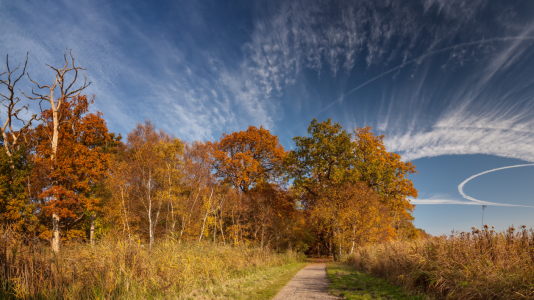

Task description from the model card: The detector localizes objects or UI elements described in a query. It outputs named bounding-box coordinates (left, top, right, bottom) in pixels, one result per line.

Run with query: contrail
left=412, top=164, right=534, bottom=206
left=314, top=36, right=534, bottom=118
left=457, top=164, right=534, bottom=208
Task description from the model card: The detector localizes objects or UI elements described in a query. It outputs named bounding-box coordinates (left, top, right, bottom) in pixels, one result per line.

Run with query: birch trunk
left=50, top=99, right=61, bottom=253
left=51, top=213, right=60, bottom=253
left=90, top=213, right=96, bottom=245
left=148, top=170, right=154, bottom=248
left=199, top=189, right=214, bottom=242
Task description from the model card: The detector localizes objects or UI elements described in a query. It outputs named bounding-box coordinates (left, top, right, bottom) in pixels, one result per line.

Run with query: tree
left=286, top=118, right=358, bottom=259
left=0, top=54, right=38, bottom=230
left=179, top=141, right=216, bottom=243
left=352, top=126, right=417, bottom=237
left=122, top=121, right=186, bottom=247
left=247, top=182, right=297, bottom=249
left=154, top=136, right=183, bottom=234
left=23, top=50, right=90, bottom=253
left=32, top=95, right=112, bottom=249
left=125, top=121, right=164, bottom=248
left=210, top=126, right=285, bottom=193
left=0, top=142, right=36, bottom=231
left=285, top=118, right=359, bottom=201
left=286, top=119, right=418, bottom=259
left=0, top=54, right=39, bottom=169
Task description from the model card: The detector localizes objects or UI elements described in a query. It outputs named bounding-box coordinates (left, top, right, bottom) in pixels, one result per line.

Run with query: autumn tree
left=208, top=125, right=306, bottom=249
left=0, top=139, right=35, bottom=231
left=118, top=121, right=187, bottom=247
left=178, top=141, right=215, bottom=242
left=210, top=126, right=285, bottom=193
left=247, top=183, right=298, bottom=249
left=285, top=119, right=359, bottom=259
left=125, top=121, right=164, bottom=247
left=23, top=50, right=91, bottom=252
left=352, top=126, right=417, bottom=237
left=155, top=136, right=184, bottom=234
left=286, top=119, right=418, bottom=259
left=0, top=54, right=40, bottom=230
left=316, top=182, right=393, bottom=255
left=105, top=156, right=136, bottom=239
left=31, top=95, right=112, bottom=248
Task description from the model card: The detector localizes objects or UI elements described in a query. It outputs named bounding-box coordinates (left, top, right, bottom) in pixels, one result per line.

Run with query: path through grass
left=327, top=263, right=430, bottom=300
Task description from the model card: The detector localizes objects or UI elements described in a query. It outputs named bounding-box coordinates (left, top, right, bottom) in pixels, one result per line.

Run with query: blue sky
left=2, top=0, right=534, bottom=235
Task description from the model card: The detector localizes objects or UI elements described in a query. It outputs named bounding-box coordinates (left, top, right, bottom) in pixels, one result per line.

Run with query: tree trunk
left=338, top=227, right=342, bottom=261
left=261, top=223, right=265, bottom=250
left=120, top=186, right=131, bottom=240
left=148, top=170, right=153, bottom=248
left=51, top=106, right=59, bottom=161
left=213, top=212, right=217, bottom=243
left=51, top=213, right=60, bottom=253
left=90, top=213, right=96, bottom=245
left=50, top=102, right=60, bottom=254
left=198, top=189, right=213, bottom=242
left=219, top=217, right=226, bottom=245
left=350, top=225, right=356, bottom=254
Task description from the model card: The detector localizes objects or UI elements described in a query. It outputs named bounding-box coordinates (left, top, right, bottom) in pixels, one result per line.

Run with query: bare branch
left=0, top=53, right=37, bottom=165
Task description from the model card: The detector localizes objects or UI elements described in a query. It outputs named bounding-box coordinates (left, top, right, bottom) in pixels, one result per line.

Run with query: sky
left=1, top=0, right=534, bottom=235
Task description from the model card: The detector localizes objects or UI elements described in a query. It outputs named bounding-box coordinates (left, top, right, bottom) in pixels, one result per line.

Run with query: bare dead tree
left=0, top=53, right=39, bottom=169
left=22, top=49, right=91, bottom=253
left=22, top=49, right=91, bottom=161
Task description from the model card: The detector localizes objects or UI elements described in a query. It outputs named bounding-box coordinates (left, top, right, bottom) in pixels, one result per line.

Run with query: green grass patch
left=327, top=263, right=430, bottom=300
left=186, top=262, right=307, bottom=299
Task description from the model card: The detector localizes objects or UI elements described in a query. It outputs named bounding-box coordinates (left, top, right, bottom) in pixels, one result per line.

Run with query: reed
left=0, top=227, right=298, bottom=299
left=346, top=225, right=534, bottom=299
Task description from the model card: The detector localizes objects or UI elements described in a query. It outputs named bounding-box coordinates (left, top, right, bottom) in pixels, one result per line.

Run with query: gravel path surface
left=272, top=263, right=339, bottom=300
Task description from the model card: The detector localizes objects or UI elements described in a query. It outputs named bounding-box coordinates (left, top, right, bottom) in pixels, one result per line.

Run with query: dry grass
left=187, top=262, right=307, bottom=299
left=346, top=226, right=534, bottom=299
left=0, top=227, right=299, bottom=299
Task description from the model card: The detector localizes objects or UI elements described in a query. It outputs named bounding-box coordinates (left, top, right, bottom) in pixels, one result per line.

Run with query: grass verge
left=187, top=262, right=307, bottom=299
left=327, top=263, right=429, bottom=300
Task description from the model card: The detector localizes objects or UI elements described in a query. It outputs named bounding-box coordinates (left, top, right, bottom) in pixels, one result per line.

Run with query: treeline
left=0, top=52, right=419, bottom=259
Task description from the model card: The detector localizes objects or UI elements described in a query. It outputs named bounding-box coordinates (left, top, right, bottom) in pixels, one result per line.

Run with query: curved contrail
left=314, top=36, right=534, bottom=118
left=457, top=164, right=534, bottom=207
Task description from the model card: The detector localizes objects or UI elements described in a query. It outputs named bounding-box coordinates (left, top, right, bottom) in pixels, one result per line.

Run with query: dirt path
left=272, top=263, right=339, bottom=300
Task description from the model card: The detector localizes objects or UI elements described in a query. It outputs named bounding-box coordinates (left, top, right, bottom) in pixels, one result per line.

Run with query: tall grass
left=0, top=227, right=298, bottom=299
left=346, top=225, right=534, bottom=299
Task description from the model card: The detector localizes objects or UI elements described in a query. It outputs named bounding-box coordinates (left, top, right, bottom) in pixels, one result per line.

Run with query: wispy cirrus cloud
left=382, top=31, right=534, bottom=163
left=242, top=0, right=534, bottom=168
left=3, top=0, right=534, bottom=158
left=0, top=0, right=279, bottom=141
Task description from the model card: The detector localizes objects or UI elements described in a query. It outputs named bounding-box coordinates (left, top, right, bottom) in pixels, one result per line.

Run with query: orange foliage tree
left=31, top=95, right=112, bottom=246
left=24, top=51, right=91, bottom=252
left=353, top=126, right=418, bottom=238
left=210, top=126, right=286, bottom=193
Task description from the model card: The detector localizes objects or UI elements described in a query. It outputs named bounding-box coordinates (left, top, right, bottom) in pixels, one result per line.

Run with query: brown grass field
left=346, top=225, right=534, bottom=299
left=0, top=227, right=299, bottom=299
